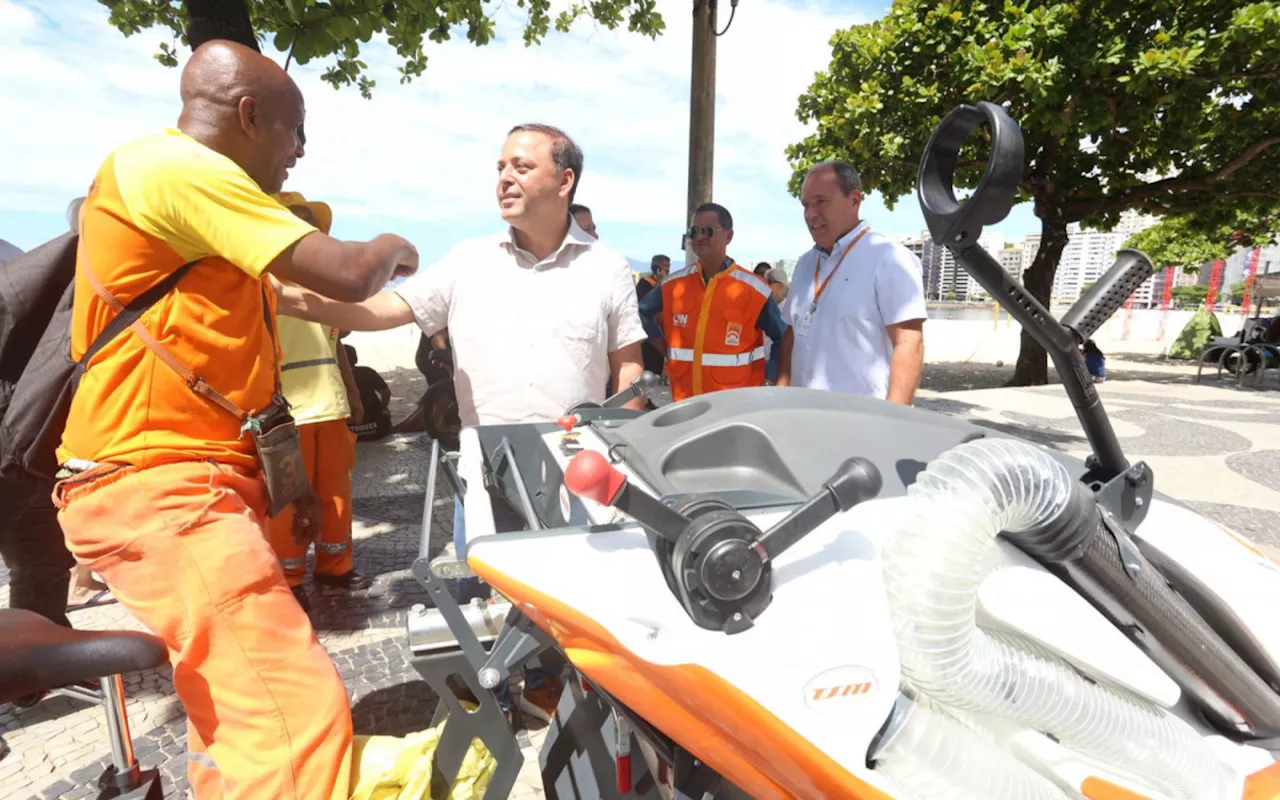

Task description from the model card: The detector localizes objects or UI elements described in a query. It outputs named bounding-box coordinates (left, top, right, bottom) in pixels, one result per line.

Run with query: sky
left=0, top=0, right=1040, bottom=268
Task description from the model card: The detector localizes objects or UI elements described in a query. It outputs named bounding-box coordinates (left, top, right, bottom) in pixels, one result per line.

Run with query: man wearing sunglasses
left=637, top=203, right=786, bottom=401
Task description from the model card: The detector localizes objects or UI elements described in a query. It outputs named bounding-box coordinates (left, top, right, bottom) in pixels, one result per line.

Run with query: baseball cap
left=274, top=191, right=333, bottom=234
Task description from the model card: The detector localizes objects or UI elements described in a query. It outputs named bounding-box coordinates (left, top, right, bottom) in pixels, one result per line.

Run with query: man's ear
left=238, top=96, right=260, bottom=139
left=725, top=228, right=735, bottom=246
left=561, top=169, right=577, bottom=198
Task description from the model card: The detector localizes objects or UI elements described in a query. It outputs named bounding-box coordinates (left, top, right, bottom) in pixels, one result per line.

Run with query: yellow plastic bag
left=349, top=705, right=499, bottom=800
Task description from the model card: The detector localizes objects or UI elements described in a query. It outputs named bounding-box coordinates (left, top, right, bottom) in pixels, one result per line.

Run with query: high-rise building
left=1044, top=211, right=1161, bottom=305
left=998, top=246, right=1023, bottom=280
left=960, top=232, right=1012, bottom=299
left=1021, top=234, right=1041, bottom=273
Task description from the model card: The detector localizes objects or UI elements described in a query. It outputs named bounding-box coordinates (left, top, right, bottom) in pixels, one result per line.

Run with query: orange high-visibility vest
left=661, top=260, right=770, bottom=402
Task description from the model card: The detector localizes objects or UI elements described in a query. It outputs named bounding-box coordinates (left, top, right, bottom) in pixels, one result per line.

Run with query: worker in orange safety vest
left=638, top=203, right=787, bottom=402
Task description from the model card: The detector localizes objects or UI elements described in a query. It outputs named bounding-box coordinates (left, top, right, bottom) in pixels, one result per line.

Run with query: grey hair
left=508, top=123, right=585, bottom=202
left=809, top=160, right=863, bottom=196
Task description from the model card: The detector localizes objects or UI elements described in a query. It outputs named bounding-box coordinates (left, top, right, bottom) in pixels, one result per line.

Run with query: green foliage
left=1126, top=211, right=1277, bottom=272
left=1172, top=284, right=1210, bottom=305
left=788, top=0, right=1280, bottom=382
left=788, top=0, right=1280, bottom=231
left=100, top=0, right=666, bottom=98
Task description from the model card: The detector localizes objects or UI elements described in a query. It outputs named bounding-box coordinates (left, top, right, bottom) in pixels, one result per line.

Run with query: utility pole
left=685, top=0, right=718, bottom=266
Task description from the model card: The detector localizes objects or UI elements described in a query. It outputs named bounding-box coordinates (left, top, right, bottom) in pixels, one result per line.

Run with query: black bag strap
left=79, top=258, right=200, bottom=368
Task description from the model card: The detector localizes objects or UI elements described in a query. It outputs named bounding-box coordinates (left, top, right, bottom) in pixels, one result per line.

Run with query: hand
left=291, top=491, right=324, bottom=547
left=373, top=234, right=419, bottom=280
left=390, top=237, right=419, bottom=279
left=348, top=394, right=365, bottom=426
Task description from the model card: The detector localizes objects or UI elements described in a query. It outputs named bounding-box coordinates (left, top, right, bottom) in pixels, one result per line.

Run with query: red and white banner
left=1206, top=259, right=1225, bottom=314
left=1157, top=267, right=1176, bottom=340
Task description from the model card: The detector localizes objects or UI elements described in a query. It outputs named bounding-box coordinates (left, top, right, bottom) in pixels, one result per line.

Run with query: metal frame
left=405, top=436, right=530, bottom=800
left=403, top=436, right=746, bottom=800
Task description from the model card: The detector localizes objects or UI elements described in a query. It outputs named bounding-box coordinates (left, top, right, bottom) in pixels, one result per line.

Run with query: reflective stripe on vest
left=668, top=346, right=766, bottom=366
left=727, top=269, right=772, bottom=299
left=661, top=261, right=770, bottom=398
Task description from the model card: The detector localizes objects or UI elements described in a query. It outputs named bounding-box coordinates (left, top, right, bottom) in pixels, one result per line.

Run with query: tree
left=1125, top=211, right=1273, bottom=273
left=101, top=0, right=665, bottom=98
left=1172, top=285, right=1209, bottom=306
left=787, top=0, right=1280, bottom=384
left=1125, top=214, right=1223, bottom=274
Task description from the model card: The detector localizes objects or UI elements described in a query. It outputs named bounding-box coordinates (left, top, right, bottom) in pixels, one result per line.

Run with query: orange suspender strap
left=78, top=242, right=251, bottom=422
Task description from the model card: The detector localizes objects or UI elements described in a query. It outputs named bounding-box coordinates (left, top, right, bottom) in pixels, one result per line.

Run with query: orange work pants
left=266, top=418, right=357, bottom=587
left=54, top=461, right=353, bottom=800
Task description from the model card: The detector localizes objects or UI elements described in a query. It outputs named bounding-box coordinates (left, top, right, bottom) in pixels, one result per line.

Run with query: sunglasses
left=686, top=225, right=720, bottom=239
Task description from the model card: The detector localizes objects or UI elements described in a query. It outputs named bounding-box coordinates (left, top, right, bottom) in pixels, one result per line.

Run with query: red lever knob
left=564, top=450, right=627, bottom=506
left=557, top=415, right=578, bottom=432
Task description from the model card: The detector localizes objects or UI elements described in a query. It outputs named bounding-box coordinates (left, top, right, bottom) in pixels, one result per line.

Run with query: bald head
left=178, top=40, right=306, bottom=194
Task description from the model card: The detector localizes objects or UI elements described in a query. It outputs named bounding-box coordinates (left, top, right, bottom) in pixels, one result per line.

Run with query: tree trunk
left=1009, top=217, right=1070, bottom=386
left=184, top=0, right=259, bottom=51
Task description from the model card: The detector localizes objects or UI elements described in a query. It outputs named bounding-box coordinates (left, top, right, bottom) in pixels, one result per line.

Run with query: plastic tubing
left=879, top=438, right=1232, bottom=800
left=872, top=692, right=1070, bottom=800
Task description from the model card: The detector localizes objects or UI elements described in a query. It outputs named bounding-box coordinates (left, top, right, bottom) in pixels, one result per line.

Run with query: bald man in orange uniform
left=52, top=40, right=417, bottom=799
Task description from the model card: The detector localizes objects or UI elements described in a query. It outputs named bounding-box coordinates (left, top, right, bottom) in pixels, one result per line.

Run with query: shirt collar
left=697, top=257, right=735, bottom=282
left=499, top=214, right=595, bottom=267
left=814, top=220, right=869, bottom=257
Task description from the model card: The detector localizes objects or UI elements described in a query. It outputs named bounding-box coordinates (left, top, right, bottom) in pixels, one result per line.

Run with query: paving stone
left=7, top=380, right=1280, bottom=798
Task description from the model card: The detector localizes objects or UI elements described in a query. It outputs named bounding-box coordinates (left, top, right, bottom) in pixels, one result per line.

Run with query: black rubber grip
left=1059, top=249, right=1155, bottom=343
left=1064, top=518, right=1280, bottom=738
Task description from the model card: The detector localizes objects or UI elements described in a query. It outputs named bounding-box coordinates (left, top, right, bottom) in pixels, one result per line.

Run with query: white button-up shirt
left=393, top=218, right=647, bottom=426
left=780, top=221, right=927, bottom=398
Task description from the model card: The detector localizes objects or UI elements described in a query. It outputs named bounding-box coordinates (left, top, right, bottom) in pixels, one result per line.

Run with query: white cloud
left=0, top=0, right=1039, bottom=262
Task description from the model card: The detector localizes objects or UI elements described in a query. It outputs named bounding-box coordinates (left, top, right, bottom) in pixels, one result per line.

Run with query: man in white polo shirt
left=776, top=160, right=926, bottom=404
left=276, top=121, right=646, bottom=724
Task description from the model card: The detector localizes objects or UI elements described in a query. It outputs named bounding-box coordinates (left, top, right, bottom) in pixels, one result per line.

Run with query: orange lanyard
left=811, top=226, right=869, bottom=312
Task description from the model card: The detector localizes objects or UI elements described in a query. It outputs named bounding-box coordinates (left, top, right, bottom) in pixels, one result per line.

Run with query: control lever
left=755, top=457, right=883, bottom=562
left=602, top=370, right=661, bottom=409
left=563, top=450, right=884, bottom=634
left=1059, top=249, right=1156, bottom=344
left=564, top=450, right=689, bottom=544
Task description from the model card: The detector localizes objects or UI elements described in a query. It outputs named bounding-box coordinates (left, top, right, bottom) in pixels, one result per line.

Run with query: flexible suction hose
left=873, top=693, right=1069, bottom=800
left=879, top=438, right=1232, bottom=800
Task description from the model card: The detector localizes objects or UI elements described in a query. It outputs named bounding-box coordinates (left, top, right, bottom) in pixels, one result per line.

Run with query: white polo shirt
left=393, top=219, right=647, bottom=426
left=780, top=221, right=926, bottom=398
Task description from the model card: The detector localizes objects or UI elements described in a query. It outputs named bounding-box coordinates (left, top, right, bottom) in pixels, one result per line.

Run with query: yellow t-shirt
left=59, top=128, right=317, bottom=470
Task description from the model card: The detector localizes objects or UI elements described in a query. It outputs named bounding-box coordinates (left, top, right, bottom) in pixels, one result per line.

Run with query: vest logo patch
left=673, top=313, right=689, bottom=327
left=725, top=322, right=742, bottom=347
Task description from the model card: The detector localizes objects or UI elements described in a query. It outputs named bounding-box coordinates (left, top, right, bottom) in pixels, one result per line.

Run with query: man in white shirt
left=776, top=161, right=926, bottom=404
left=276, top=122, right=646, bottom=724
left=278, top=123, right=646, bottom=424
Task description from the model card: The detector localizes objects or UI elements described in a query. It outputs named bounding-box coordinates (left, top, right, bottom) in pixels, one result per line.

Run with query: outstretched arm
left=275, top=282, right=416, bottom=331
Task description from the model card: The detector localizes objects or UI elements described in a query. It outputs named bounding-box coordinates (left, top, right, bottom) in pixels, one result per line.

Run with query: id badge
left=795, top=307, right=815, bottom=337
